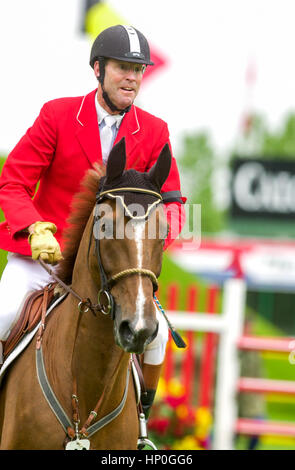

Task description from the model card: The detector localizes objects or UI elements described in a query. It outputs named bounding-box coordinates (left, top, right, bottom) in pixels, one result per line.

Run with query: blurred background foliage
left=234, top=113, right=295, bottom=158
left=177, top=132, right=226, bottom=234
left=176, top=111, right=295, bottom=236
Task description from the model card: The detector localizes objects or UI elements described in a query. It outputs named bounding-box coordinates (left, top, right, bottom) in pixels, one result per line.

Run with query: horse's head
left=90, top=138, right=171, bottom=354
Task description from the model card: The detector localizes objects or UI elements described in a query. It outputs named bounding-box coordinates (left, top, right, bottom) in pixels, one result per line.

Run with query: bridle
left=93, top=186, right=162, bottom=319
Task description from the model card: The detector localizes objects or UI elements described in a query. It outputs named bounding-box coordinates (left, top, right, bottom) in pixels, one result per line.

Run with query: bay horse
left=0, top=138, right=171, bottom=450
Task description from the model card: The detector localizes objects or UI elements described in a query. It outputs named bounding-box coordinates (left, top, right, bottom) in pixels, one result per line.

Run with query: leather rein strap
left=38, top=259, right=101, bottom=316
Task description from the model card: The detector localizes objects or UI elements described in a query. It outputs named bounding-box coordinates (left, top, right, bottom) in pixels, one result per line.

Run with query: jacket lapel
left=75, top=89, right=142, bottom=168
left=115, top=106, right=141, bottom=168
left=75, top=89, right=103, bottom=167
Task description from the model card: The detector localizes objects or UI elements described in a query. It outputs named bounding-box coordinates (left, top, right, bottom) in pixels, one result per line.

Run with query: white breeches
left=0, top=253, right=55, bottom=340
left=0, top=253, right=168, bottom=365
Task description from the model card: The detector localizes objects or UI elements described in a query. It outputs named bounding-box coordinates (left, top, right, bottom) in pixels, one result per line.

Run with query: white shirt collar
left=95, top=92, right=124, bottom=129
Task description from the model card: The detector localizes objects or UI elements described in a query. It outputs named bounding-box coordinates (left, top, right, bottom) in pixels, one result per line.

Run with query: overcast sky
left=1, top=0, right=295, bottom=158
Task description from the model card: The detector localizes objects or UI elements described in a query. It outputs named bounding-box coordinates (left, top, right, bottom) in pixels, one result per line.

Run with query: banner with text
left=230, top=157, right=295, bottom=220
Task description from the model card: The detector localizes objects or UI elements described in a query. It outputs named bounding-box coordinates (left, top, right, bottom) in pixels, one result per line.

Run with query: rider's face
left=95, top=59, right=145, bottom=113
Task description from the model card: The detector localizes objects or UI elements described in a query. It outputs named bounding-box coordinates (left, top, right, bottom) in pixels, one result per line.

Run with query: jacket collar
left=76, top=89, right=140, bottom=167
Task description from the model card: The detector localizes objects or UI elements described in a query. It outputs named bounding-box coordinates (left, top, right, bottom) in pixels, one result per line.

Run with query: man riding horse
left=0, top=25, right=185, bottom=423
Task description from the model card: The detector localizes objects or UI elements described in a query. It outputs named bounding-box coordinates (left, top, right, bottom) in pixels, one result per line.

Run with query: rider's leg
left=141, top=308, right=168, bottom=418
left=0, top=253, right=54, bottom=357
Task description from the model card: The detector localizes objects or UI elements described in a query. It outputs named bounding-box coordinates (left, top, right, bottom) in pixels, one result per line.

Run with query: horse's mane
left=57, top=163, right=105, bottom=284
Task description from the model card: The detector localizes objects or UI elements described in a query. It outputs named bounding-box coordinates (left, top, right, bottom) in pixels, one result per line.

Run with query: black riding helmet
left=90, top=24, right=154, bottom=67
left=90, top=25, right=154, bottom=114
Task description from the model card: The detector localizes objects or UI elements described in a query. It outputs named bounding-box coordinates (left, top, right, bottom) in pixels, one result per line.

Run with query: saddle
left=3, top=283, right=58, bottom=361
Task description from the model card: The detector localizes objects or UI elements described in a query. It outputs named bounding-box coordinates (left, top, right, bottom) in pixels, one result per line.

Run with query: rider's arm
left=163, top=201, right=186, bottom=250
left=145, top=122, right=186, bottom=248
left=0, top=101, right=56, bottom=238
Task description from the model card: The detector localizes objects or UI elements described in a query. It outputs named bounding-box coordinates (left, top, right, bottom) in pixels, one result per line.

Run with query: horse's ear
left=105, top=138, right=126, bottom=184
left=148, top=143, right=172, bottom=189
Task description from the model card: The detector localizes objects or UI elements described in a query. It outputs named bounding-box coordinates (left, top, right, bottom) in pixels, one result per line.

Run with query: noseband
left=93, top=187, right=162, bottom=318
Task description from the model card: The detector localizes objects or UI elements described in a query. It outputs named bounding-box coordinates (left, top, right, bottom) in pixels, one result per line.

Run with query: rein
left=39, top=259, right=158, bottom=317
left=38, top=259, right=100, bottom=315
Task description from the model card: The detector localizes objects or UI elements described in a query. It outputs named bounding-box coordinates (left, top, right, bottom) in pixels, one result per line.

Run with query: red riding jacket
left=0, top=89, right=185, bottom=256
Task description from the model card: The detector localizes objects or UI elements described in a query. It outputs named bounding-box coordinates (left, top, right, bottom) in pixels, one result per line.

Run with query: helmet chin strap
left=96, top=67, right=131, bottom=116
left=101, top=82, right=131, bottom=115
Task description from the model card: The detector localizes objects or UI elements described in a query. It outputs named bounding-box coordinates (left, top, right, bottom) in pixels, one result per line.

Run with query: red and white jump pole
left=167, top=278, right=295, bottom=449
left=168, top=278, right=246, bottom=449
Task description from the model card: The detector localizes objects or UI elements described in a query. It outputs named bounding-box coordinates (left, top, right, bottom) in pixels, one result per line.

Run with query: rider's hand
left=28, top=221, right=62, bottom=265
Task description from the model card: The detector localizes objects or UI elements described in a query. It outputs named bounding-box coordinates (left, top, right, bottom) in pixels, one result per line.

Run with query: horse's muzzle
left=115, top=311, right=159, bottom=354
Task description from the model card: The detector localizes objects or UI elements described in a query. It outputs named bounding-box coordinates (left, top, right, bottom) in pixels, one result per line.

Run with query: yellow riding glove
left=28, top=221, right=63, bottom=265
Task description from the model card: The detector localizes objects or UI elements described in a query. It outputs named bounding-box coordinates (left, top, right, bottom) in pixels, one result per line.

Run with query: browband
left=104, top=192, right=162, bottom=220
left=98, top=187, right=162, bottom=200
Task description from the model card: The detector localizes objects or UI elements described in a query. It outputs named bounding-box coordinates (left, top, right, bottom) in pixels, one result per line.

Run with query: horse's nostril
left=117, top=318, right=159, bottom=353
left=119, top=321, right=134, bottom=344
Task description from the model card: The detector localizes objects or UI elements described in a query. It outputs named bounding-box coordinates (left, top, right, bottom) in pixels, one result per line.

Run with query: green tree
left=261, top=113, right=295, bottom=158
left=233, top=113, right=295, bottom=159
left=177, top=132, right=225, bottom=234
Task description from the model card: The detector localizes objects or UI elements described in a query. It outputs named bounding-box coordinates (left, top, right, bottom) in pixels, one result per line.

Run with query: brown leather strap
left=132, top=354, right=146, bottom=395
left=131, top=355, right=146, bottom=417
left=71, top=379, right=80, bottom=426
left=4, top=283, right=57, bottom=360
left=69, top=350, right=125, bottom=438
left=36, top=285, right=49, bottom=350
left=38, top=259, right=101, bottom=316
left=79, top=388, right=107, bottom=436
